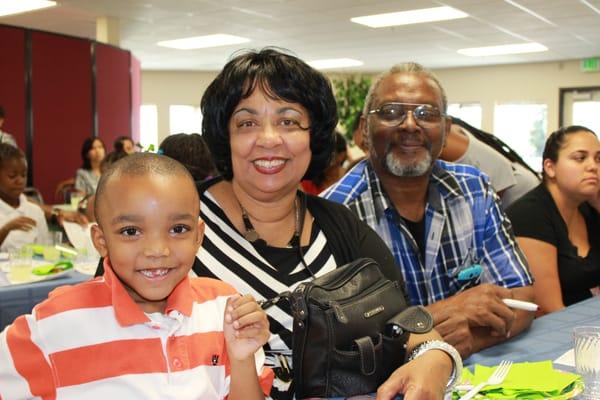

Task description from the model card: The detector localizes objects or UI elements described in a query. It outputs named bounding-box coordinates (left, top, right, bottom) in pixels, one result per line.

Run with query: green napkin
left=454, top=361, right=581, bottom=399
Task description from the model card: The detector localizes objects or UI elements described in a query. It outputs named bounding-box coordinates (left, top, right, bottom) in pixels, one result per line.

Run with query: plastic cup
left=8, top=247, right=33, bottom=283
left=573, top=326, right=600, bottom=399
left=70, top=194, right=84, bottom=210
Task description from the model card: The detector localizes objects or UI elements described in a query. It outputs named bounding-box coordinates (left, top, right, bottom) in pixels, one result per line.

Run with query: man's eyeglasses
left=368, top=103, right=445, bottom=127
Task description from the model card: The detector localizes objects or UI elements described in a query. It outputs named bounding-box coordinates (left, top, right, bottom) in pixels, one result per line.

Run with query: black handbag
left=287, top=257, right=433, bottom=399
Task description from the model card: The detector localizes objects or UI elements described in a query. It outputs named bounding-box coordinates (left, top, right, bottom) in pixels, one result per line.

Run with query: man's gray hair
left=362, top=62, right=447, bottom=116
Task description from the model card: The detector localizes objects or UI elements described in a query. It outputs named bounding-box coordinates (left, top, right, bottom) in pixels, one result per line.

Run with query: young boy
left=0, top=143, right=48, bottom=251
left=0, top=153, right=273, bottom=399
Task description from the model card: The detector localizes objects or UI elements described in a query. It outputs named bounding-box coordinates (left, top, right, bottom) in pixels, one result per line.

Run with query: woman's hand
left=376, top=349, right=452, bottom=400
left=224, top=294, right=270, bottom=361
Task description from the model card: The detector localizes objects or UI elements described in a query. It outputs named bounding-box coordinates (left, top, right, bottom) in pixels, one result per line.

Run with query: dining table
left=0, top=266, right=92, bottom=332
left=464, top=295, right=600, bottom=369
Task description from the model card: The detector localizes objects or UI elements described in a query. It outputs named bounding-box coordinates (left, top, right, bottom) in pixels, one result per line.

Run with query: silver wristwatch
left=408, top=340, right=463, bottom=389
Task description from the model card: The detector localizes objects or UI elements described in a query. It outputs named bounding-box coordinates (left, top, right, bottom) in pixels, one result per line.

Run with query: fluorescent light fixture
left=457, top=42, right=548, bottom=57
left=0, top=0, right=56, bottom=17
left=351, top=6, right=468, bottom=28
left=157, top=34, right=250, bottom=50
left=307, top=58, right=364, bottom=70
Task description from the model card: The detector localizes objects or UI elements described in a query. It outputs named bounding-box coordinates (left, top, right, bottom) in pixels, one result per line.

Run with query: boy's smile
left=92, top=172, right=203, bottom=313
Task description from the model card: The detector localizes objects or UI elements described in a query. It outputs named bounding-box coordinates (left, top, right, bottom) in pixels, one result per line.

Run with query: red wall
left=31, top=32, right=93, bottom=202
left=96, top=43, right=131, bottom=151
left=0, top=24, right=141, bottom=202
left=0, top=26, right=26, bottom=149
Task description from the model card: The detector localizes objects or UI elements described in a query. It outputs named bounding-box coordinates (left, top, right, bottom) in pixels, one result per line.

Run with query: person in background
left=75, top=137, right=105, bottom=196
left=322, top=62, right=535, bottom=358
left=442, top=117, right=541, bottom=209
left=195, top=48, right=458, bottom=400
left=0, top=153, right=273, bottom=399
left=113, top=135, right=136, bottom=154
left=0, top=106, right=17, bottom=147
left=0, top=143, right=48, bottom=250
left=507, top=126, right=600, bottom=315
left=159, top=133, right=216, bottom=181
left=301, top=131, right=348, bottom=194
left=81, top=150, right=131, bottom=223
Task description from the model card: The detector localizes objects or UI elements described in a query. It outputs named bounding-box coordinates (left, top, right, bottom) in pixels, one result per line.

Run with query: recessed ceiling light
left=457, top=42, right=548, bottom=57
left=307, top=58, right=364, bottom=70
left=157, top=34, right=250, bottom=50
left=0, top=0, right=56, bottom=17
left=351, top=6, right=468, bottom=28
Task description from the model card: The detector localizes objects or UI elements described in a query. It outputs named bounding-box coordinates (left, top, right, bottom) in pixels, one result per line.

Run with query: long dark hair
left=81, top=137, right=105, bottom=170
left=451, top=116, right=540, bottom=177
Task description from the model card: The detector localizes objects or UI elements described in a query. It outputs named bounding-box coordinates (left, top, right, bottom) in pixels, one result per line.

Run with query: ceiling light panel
left=307, top=58, right=364, bottom=69
left=157, top=34, right=250, bottom=50
left=457, top=42, right=548, bottom=56
left=351, top=6, right=468, bottom=28
left=0, top=0, right=56, bottom=17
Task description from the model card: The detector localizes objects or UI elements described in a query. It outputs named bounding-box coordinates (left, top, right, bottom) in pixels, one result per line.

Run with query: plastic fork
left=458, top=360, right=513, bottom=400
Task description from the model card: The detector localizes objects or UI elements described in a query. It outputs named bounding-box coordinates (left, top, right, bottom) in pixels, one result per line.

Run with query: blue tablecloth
left=465, top=295, right=600, bottom=368
left=0, top=270, right=90, bottom=331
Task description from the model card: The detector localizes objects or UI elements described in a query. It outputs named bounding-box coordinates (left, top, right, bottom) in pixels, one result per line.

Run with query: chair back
left=54, top=178, right=78, bottom=204
left=24, top=187, right=44, bottom=204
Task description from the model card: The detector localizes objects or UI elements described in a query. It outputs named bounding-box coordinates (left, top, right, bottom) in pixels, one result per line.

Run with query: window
left=447, top=103, right=482, bottom=129
left=169, top=105, right=202, bottom=135
left=572, top=101, right=600, bottom=134
left=493, top=103, right=547, bottom=171
left=140, top=104, right=158, bottom=150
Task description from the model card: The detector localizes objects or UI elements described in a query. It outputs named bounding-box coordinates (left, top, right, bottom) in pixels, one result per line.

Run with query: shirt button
left=173, top=358, right=182, bottom=369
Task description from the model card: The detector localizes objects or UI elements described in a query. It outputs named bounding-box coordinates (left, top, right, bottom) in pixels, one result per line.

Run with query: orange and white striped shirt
left=0, top=261, right=273, bottom=400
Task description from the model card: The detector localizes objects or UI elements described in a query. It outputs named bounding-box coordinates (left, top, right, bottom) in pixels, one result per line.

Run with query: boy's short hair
left=0, top=143, right=25, bottom=166
left=94, top=153, right=198, bottom=223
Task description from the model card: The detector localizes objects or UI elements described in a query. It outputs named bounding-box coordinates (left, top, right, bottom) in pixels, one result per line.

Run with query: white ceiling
left=1, top=0, right=599, bottom=71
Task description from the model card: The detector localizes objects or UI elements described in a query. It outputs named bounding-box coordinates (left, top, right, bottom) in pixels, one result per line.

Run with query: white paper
left=554, top=348, right=575, bottom=367
left=62, top=222, right=99, bottom=259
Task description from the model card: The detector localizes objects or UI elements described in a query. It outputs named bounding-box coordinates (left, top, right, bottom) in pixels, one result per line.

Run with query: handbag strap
left=354, top=336, right=377, bottom=376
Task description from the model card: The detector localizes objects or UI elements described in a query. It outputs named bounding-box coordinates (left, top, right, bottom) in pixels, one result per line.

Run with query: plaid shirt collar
left=364, top=160, right=464, bottom=222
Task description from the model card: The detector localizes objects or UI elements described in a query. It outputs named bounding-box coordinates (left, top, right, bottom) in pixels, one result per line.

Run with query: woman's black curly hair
left=200, top=48, right=338, bottom=180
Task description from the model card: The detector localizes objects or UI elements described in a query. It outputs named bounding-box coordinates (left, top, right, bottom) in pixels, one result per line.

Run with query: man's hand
left=4, top=216, right=37, bottom=232
left=426, top=284, right=516, bottom=357
left=224, top=294, right=270, bottom=362
left=432, top=307, right=473, bottom=357
left=376, top=349, right=451, bottom=400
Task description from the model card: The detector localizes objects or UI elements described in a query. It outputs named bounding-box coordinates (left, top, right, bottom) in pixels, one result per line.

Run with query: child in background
left=0, top=153, right=272, bottom=399
left=0, top=143, right=48, bottom=250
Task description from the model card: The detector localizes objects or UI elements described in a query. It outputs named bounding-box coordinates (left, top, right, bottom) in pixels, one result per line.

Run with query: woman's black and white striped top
left=193, top=189, right=337, bottom=398
left=192, top=179, right=403, bottom=399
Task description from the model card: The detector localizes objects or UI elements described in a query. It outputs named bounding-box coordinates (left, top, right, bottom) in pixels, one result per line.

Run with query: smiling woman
left=193, top=48, right=456, bottom=399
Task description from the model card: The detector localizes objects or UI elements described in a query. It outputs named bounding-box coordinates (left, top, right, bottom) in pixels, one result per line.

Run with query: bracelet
left=408, top=340, right=462, bottom=389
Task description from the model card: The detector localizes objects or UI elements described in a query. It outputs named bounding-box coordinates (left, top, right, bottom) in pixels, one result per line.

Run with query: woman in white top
left=74, top=137, right=105, bottom=195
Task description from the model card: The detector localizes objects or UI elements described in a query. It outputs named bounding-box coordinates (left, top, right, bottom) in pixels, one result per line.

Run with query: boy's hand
left=224, top=294, right=270, bottom=361
left=5, top=216, right=37, bottom=232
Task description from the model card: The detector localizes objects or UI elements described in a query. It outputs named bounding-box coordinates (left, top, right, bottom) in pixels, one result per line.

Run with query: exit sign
left=581, top=57, right=600, bottom=72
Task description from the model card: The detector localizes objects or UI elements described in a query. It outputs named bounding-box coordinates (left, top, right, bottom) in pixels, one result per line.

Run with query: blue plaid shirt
left=321, top=159, right=532, bottom=306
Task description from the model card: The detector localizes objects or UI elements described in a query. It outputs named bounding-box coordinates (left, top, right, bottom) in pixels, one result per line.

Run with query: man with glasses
left=322, top=63, right=534, bottom=358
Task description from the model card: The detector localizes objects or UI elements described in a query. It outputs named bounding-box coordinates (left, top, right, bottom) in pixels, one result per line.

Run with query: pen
left=502, top=298, right=538, bottom=312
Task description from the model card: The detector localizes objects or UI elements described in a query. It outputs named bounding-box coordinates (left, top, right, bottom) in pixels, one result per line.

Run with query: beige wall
left=435, top=60, right=600, bottom=133
left=141, top=59, right=600, bottom=144
left=141, top=70, right=217, bottom=143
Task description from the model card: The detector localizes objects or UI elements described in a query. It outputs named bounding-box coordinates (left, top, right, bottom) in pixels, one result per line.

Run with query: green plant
left=332, top=75, right=371, bottom=141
